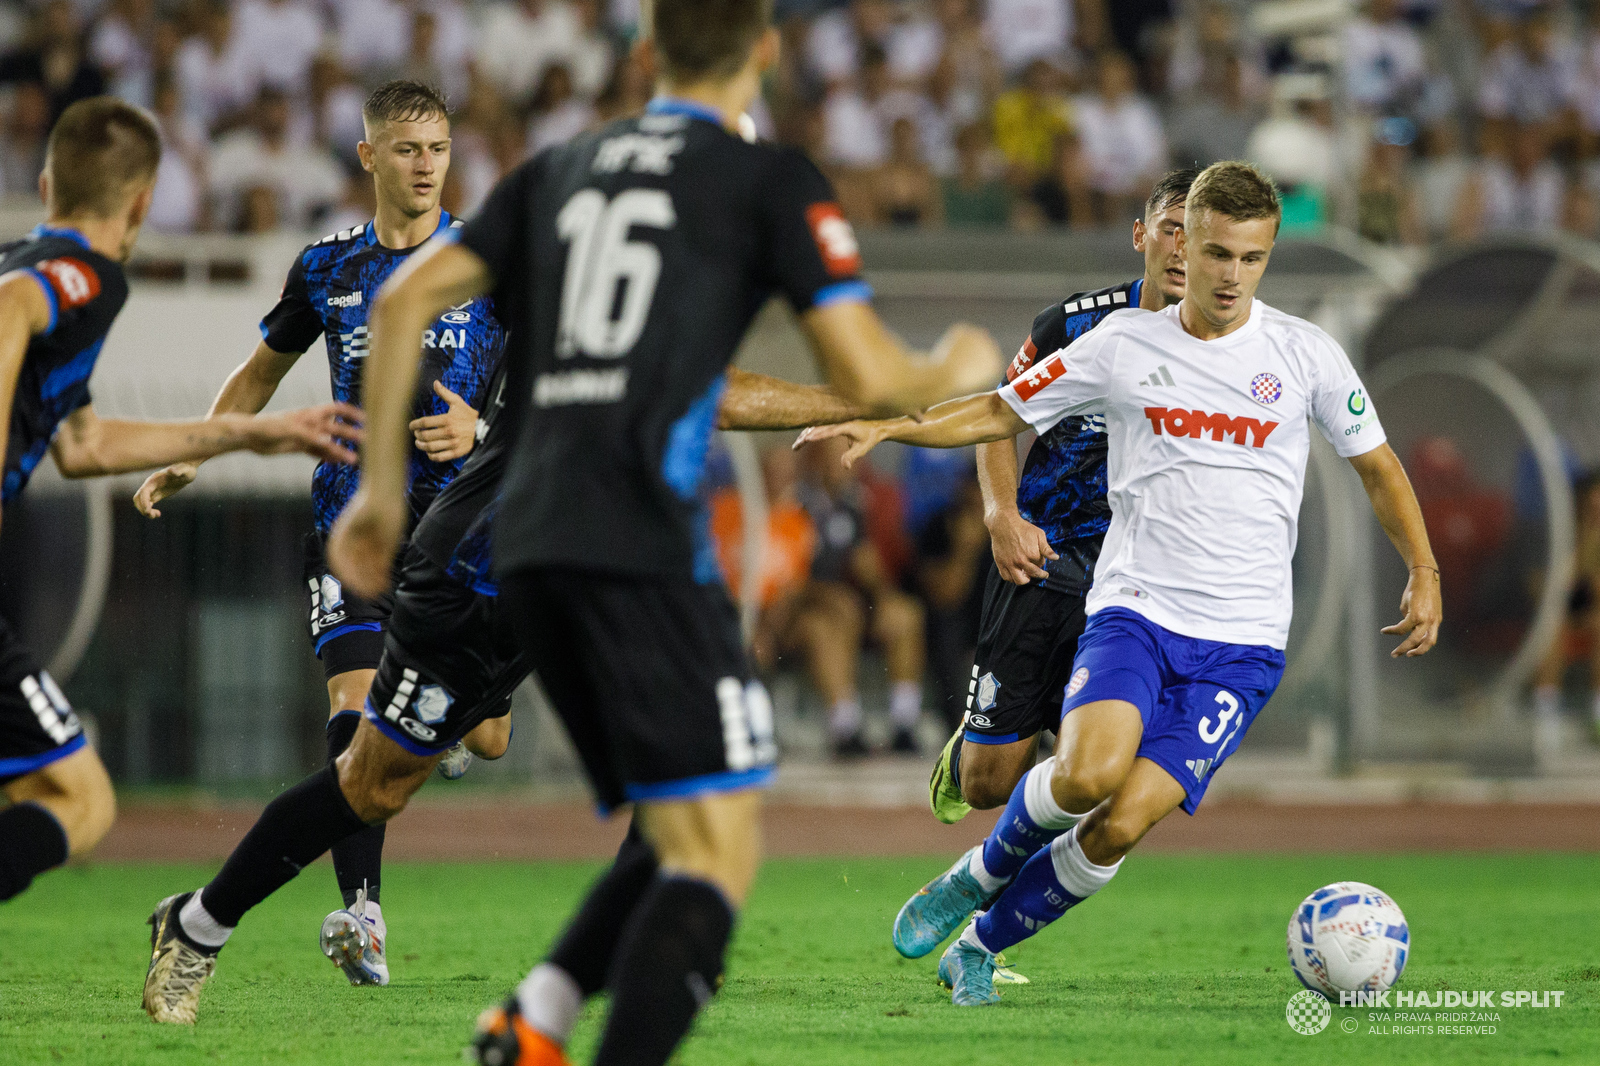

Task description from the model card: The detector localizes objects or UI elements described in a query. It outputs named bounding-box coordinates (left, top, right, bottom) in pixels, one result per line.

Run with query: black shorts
left=963, top=565, right=1088, bottom=747
left=0, top=614, right=85, bottom=786
left=303, top=531, right=393, bottom=679
left=501, top=567, right=775, bottom=813
left=362, top=548, right=523, bottom=754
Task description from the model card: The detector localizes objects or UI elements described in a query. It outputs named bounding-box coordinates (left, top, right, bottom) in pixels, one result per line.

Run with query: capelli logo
left=327, top=291, right=363, bottom=308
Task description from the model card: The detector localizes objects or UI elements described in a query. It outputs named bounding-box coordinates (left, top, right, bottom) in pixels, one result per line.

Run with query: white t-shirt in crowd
left=1072, top=93, right=1167, bottom=195
left=984, top=0, right=1071, bottom=75
left=233, top=0, right=326, bottom=94
left=998, top=300, right=1385, bottom=649
left=1340, top=16, right=1425, bottom=111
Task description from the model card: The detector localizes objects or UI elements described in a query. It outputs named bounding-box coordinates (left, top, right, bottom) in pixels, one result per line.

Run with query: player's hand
left=133, top=462, right=197, bottom=518
left=408, top=381, right=479, bottom=462
left=986, top=509, right=1057, bottom=585
left=1382, top=566, right=1442, bottom=658
left=242, top=403, right=364, bottom=463
left=327, top=487, right=405, bottom=598
left=931, top=323, right=1004, bottom=400
left=792, top=420, right=888, bottom=468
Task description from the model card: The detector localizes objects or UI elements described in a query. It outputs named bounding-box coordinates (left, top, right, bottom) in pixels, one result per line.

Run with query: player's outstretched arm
left=50, top=402, right=363, bottom=479
left=801, top=301, right=1003, bottom=416
left=1349, top=442, right=1442, bottom=658
left=328, top=240, right=490, bottom=597
left=717, top=367, right=869, bottom=431
left=133, top=339, right=303, bottom=516
left=795, top=391, right=1027, bottom=468
left=977, top=437, right=1057, bottom=585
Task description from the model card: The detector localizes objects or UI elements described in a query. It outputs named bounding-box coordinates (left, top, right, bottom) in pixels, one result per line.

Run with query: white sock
left=829, top=696, right=863, bottom=739
left=517, top=962, right=583, bottom=1044
left=178, top=892, right=233, bottom=948
left=967, top=848, right=1006, bottom=894
left=1049, top=822, right=1122, bottom=899
left=1534, top=685, right=1562, bottom=720
left=960, top=918, right=996, bottom=954
left=1024, top=757, right=1081, bottom=831
left=889, top=681, right=922, bottom=729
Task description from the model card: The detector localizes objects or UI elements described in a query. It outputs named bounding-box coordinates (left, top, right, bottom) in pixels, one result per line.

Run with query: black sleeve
left=760, top=148, right=868, bottom=314
left=1004, top=300, right=1067, bottom=385
left=459, top=154, right=542, bottom=301
left=259, top=252, right=324, bottom=354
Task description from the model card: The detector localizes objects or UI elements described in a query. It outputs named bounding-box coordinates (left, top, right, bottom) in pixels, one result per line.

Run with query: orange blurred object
left=710, top=487, right=818, bottom=608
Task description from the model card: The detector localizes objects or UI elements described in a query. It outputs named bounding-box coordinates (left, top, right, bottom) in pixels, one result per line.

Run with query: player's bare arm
left=328, top=239, right=489, bottom=597
left=132, top=339, right=302, bottom=515
left=1348, top=442, right=1442, bottom=658
left=801, top=300, right=1002, bottom=416
left=976, top=439, right=1056, bottom=585
left=796, top=390, right=1027, bottom=468
left=407, top=380, right=479, bottom=460
left=717, top=366, right=868, bottom=431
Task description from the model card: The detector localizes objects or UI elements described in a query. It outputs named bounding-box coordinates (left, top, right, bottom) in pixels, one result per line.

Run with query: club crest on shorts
left=975, top=672, right=1000, bottom=713
left=319, top=574, right=344, bottom=612
left=1066, top=666, right=1090, bottom=698
left=1250, top=372, right=1283, bottom=405
left=413, top=684, right=453, bottom=724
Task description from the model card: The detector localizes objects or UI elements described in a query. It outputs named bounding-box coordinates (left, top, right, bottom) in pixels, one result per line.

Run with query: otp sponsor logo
left=804, top=202, right=861, bottom=278
left=1011, top=351, right=1064, bottom=400
left=1006, top=337, right=1037, bottom=382
left=36, top=257, right=100, bottom=309
left=1143, top=406, right=1279, bottom=448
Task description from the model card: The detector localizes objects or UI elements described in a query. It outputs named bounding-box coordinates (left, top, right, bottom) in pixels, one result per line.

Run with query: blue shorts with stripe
left=303, top=530, right=392, bottom=679
left=0, top=614, right=87, bottom=785
left=1063, top=607, right=1284, bottom=814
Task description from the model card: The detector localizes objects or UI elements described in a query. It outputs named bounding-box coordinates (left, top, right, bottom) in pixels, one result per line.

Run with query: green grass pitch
left=4, top=853, right=1597, bottom=1064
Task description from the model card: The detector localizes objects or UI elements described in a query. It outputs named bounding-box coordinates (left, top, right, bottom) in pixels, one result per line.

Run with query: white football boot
left=436, top=741, right=474, bottom=780
left=320, top=886, right=389, bottom=986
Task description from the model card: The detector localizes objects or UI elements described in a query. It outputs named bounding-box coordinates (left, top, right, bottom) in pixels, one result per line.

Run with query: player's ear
left=1132, top=216, right=1147, bottom=253
left=37, top=168, right=49, bottom=209
left=127, top=181, right=153, bottom=231
left=356, top=139, right=376, bottom=173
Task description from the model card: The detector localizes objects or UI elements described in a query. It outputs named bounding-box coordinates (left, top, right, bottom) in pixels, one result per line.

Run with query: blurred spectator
left=805, top=0, right=940, bottom=91
left=175, top=1, right=253, bottom=133
left=369, top=9, right=445, bottom=94
left=0, top=0, right=106, bottom=125
left=567, top=0, right=617, bottom=100
left=1414, top=121, right=1472, bottom=242
left=146, top=75, right=207, bottom=231
left=1073, top=50, right=1167, bottom=223
left=712, top=446, right=819, bottom=633
left=238, top=183, right=279, bottom=233
left=1246, top=75, right=1337, bottom=230
left=209, top=87, right=345, bottom=231
left=593, top=45, right=650, bottom=123
left=822, top=44, right=891, bottom=170
left=880, top=56, right=954, bottom=174
left=1341, top=0, right=1426, bottom=114
left=934, top=0, right=1001, bottom=115
left=1409, top=436, right=1510, bottom=623
left=232, top=0, right=324, bottom=97
left=783, top=436, right=927, bottom=757
left=914, top=470, right=989, bottom=732
left=1477, top=8, right=1578, bottom=145
left=336, top=0, right=410, bottom=77
left=324, top=169, right=378, bottom=234
left=0, top=81, right=49, bottom=196
left=1455, top=122, right=1565, bottom=237
left=985, top=0, right=1074, bottom=77
left=1356, top=133, right=1423, bottom=245
left=477, top=0, right=582, bottom=109
left=871, top=115, right=941, bottom=225
left=1166, top=53, right=1259, bottom=168
left=527, top=64, right=594, bottom=155
left=1532, top=473, right=1600, bottom=742
left=942, top=122, right=1011, bottom=227
left=992, top=58, right=1072, bottom=187
left=89, top=0, right=154, bottom=105
left=310, top=55, right=366, bottom=168
left=1027, top=128, right=1091, bottom=226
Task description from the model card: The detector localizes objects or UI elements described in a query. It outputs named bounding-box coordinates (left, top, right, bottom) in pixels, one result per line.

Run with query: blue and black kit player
left=257, top=215, right=507, bottom=679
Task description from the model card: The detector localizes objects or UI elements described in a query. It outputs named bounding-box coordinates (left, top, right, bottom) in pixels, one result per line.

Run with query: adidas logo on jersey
left=1140, top=365, right=1176, bottom=387
left=1186, top=757, right=1214, bottom=782
left=327, top=291, right=363, bottom=308
left=1143, top=406, right=1279, bottom=448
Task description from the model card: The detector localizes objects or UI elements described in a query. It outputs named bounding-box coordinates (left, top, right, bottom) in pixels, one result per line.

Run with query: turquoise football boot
left=893, top=846, right=996, bottom=958
left=937, top=937, right=1001, bottom=1006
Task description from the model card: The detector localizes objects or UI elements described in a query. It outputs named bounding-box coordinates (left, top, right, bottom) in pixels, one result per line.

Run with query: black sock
left=949, top=731, right=964, bottom=795
left=326, top=712, right=383, bottom=908
left=0, top=802, right=69, bottom=901
left=593, top=876, right=735, bottom=1066
left=199, top=764, right=369, bottom=928
left=547, top=820, right=659, bottom=996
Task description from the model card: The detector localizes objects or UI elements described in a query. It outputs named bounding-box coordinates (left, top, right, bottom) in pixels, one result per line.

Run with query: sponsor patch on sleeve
left=35, top=257, right=102, bottom=309
left=804, top=203, right=862, bottom=278
left=1006, top=336, right=1038, bottom=382
left=1011, top=352, right=1065, bottom=401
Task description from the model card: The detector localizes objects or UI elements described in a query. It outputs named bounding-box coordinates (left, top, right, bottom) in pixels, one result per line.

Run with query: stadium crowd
left=1, top=0, right=1600, bottom=240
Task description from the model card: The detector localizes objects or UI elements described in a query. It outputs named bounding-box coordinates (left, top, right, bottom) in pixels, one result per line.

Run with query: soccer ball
left=1286, top=881, right=1410, bottom=996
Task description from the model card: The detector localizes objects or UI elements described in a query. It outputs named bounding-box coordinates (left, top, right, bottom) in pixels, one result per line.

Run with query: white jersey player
left=798, top=161, right=1442, bottom=1006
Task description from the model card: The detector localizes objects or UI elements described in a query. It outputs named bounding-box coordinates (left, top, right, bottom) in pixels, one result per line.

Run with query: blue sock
left=969, top=825, right=1121, bottom=954
left=978, top=757, right=1079, bottom=886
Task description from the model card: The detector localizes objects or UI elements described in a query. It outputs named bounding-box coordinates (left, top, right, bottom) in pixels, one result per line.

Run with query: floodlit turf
left=3, top=853, right=1598, bottom=1065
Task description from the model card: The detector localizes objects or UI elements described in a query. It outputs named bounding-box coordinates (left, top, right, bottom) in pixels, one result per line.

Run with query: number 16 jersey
left=457, top=98, right=869, bottom=584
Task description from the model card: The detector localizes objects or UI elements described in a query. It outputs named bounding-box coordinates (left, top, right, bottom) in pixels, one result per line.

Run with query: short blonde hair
left=1187, top=161, right=1281, bottom=233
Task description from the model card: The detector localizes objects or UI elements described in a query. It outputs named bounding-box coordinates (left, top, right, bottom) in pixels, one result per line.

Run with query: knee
left=336, top=761, right=412, bottom=824
left=1078, top=804, right=1151, bottom=863
left=68, top=760, right=117, bottom=856
left=959, top=758, right=1019, bottom=810
left=1050, top=757, right=1125, bottom=814
left=465, top=716, right=511, bottom=760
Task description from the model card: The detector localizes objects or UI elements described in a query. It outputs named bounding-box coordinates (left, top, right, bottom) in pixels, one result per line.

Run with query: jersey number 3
left=555, top=188, right=675, bottom=359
